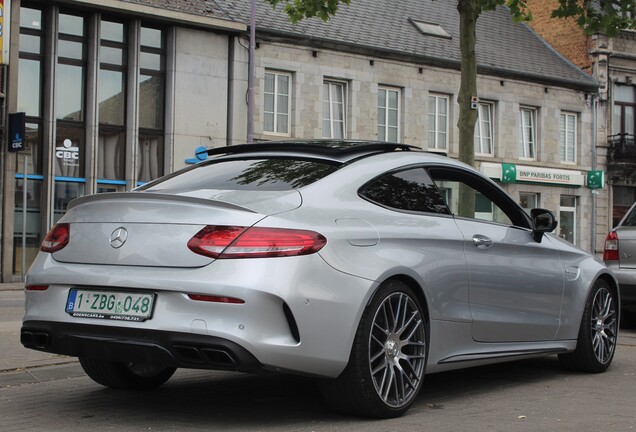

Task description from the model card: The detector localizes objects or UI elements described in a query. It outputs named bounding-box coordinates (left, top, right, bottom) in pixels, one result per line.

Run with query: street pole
left=22, top=155, right=27, bottom=279
left=247, top=0, right=255, bottom=143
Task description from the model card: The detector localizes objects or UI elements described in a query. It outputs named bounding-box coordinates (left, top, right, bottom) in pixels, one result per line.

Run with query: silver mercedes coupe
left=22, top=141, right=619, bottom=418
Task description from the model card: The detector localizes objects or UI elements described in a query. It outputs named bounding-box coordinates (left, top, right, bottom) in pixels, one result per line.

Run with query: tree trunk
left=457, top=0, right=478, bottom=218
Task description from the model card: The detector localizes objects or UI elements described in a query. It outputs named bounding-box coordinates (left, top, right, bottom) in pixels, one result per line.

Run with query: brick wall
left=525, top=0, right=593, bottom=74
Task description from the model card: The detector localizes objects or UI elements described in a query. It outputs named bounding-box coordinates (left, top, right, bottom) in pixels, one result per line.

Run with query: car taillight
left=603, top=231, right=619, bottom=261
left=187, top=225, right=327, bottom=259
left=41, top=223, right=70, bottom=253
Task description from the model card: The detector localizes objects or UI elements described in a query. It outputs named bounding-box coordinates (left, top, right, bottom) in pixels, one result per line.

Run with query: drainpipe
left=591, top=91, right=598, bottom=254
left=590, top=49, right=600, bottom=255
left=226, top=36, right=235, bottom=146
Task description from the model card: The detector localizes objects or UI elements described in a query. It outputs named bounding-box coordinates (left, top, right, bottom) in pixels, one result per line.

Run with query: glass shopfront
left=10, top=3, right=168, bottom=275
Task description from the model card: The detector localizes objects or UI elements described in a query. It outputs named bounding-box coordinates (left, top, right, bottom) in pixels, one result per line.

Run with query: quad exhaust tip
left=173, top=344, right=237, bottom=366
left=21, top=330, right=51, bottom=350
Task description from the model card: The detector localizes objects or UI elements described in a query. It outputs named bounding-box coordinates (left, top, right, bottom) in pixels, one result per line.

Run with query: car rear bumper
left=23, top=252, right=376, bottom=377
left=21, top=321, right=262, bottom=371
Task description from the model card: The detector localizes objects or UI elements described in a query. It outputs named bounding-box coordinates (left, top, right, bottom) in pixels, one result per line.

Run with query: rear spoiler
left=67, top=192, right=256, bottom=213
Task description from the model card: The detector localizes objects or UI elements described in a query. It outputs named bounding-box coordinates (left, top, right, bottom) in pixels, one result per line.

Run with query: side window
left=429, top=167, right=529, bottom=228
left=360, top=168, right=450, bottom=214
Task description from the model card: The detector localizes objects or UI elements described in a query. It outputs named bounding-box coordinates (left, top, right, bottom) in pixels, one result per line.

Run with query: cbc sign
left=56, top=139, right=80, bottom=166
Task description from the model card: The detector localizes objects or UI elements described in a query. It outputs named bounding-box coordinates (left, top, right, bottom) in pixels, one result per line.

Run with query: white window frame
left=377, top=86, right=401, bottom=142
left=428, top=94, right=449, bottom=151
left=560, top=111, right=577, bottom=163
left=613, top=84, right=635, bottom=135
left=559, top=196, right=577, bottom=244
left=519, top=106, right=537, bottom=160
left=323, top=80, right=347, bottom=138
left=519, top=192, right=539, bottom=214
left=263, top=71, right=291, bottom=136
left=474, top=101, right=494, bottom=156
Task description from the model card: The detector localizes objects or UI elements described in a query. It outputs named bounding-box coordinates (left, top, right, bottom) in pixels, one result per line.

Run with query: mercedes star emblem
left=109, top=227, right=128, bottom=249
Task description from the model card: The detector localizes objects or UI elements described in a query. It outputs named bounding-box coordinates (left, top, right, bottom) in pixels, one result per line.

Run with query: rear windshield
left=138, top=158, right=341, bottom=192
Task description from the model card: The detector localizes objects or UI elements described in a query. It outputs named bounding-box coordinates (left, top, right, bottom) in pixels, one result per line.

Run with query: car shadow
left=65, top=355, right=573, bottom=428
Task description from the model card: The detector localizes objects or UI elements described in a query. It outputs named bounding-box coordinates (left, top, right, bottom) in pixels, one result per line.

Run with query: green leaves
left=265, top=0, right=351, bottom=23
left=551, top=0, right=636, bottom=36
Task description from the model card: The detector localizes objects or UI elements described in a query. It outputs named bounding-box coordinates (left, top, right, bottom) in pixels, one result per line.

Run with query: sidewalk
left=0, top=282, right=25, bottom=292
left=0, top=283, right=83, bottom=388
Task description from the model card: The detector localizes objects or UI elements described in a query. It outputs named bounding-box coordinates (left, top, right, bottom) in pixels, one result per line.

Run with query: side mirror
left=530, top=208, right=558, bottom=242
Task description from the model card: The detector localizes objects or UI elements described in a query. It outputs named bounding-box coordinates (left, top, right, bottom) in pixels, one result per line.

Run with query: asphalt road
left=1, top=289, right=635, bottom=431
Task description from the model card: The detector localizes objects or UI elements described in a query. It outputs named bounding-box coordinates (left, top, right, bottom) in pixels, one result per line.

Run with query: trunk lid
left=616, top=226, right=636, bottom=269
left=52, top=191, right=301, bottom=268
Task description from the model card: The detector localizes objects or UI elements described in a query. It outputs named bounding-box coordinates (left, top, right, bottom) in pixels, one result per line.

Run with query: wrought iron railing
left=607, top=133, right=636, bottom=165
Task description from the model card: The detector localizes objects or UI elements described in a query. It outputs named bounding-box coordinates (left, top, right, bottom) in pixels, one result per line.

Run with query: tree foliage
left=266, top=0, right=351, bottom=23
left=552, top=0, right=636, bottom=36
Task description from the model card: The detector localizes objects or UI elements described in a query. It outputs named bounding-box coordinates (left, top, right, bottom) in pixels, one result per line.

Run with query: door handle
left=472, top=235, right=493, bottom=249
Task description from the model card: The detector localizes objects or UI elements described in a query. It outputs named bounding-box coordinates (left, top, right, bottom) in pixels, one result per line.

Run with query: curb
left=0, top=362, right=83, bottom=388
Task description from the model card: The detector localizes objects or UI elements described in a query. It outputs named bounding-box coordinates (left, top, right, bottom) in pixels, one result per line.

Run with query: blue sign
left=8, top=112, right=25, bottom=152
left=185, top=146, right=209, bottom=165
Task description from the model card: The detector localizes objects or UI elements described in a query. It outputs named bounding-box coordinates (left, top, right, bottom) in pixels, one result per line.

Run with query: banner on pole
left=8, top=112, right=26, bottom=152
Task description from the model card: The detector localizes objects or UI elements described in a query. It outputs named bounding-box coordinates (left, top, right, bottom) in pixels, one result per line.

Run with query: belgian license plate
left=65, top=289, right=155, bottom=322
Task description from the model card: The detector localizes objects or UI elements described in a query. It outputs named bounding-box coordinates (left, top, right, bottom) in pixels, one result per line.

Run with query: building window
left=57, top=13, right=86, bottom=122
left=54, top=14, right=88, bottom=222
left=138, top=26, right=165, bottom=183
left=53, top=181, right=86, bottom=224
left=560, top=112, right=577, bottom=163
left=474, top=102, right=494, bottom=155
left=323, top=80, right=346, bottom=138
left=17, top=7, right=44, bottom=175
left=98, top=20, right=127, bottom=183
left=428, top=94, right=448, bottom=150
left=14, top=6, right=46, bottom=275
left=519, top=192, right=538, bottom=214
left=409, top=19, right=452, bottom=39
left=612, top=186, right=636, bottom=227
left=263, top=71, right=291, bottom=135
left=519, top=107, right=537, bottom=159
left=559, top=195, right=577, bottom=244
left=13, top=179, right=43, bottom=275
left=18, top=7, right=43, bottom=119
left=613, top=84, right=635, bottom=135
left=377, top=87, right=400, bottom=142
left=55, top=12, right=87, bottom=227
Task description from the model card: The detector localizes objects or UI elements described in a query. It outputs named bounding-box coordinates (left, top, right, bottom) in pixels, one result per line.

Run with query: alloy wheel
left=590, top=287, right=617, bottom=364
left=369, top=291, right=426, bottom=408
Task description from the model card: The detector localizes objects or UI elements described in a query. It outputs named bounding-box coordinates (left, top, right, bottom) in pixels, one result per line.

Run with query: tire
left=319, top=280, right=427, bottom=418
left=559, top=279, right=618, bottom=373
left=79, top=357, right=176, bottom=390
